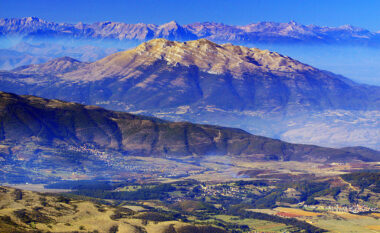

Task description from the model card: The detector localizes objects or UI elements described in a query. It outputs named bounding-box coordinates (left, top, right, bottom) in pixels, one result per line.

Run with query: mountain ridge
left=1, top=17, right=379, bottom=45
left=59, top=38, right=315, bottom=81
left=0, top=91, right=378, bottom=163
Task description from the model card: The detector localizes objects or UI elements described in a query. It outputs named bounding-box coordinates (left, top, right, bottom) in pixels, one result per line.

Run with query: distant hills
left=0, top=38, right=380, bottom=149
left=0, top=41, right=122, bottom=70
left=1, top=17, right=380, bottom=45
left=0, top=91, right=378, bottom=162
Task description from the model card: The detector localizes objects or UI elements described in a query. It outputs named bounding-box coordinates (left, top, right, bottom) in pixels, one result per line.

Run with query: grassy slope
left=0, top=186, right=225, bottom=233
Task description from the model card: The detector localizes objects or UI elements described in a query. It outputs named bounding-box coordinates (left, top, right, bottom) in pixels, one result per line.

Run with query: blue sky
left=1, top=0, right=380, bottom=30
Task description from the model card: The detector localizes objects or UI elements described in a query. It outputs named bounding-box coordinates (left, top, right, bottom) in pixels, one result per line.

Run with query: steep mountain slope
left=0, top=91, right=377, bottom=162
left=4, top=38, right=380, bottom=113
left=1, top=17, right=379, bottom=45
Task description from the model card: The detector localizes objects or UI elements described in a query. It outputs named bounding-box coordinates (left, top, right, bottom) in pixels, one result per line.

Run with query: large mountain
left=1, top=17, right=380, bottom=45
left=2, top=39, right=379, bottom=112
left=1, top=39, right=380, bottom=149
left=0, top=91, right=378, bottom=163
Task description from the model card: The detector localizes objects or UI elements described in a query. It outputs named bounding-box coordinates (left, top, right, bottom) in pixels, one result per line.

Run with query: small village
left=67, top=145, right=205, bottom=178
left=304, top=203, right=379, bottom=214
left=68, top=145, right=107, bottom=157
left=197, top=183, right=269, bottom=199
left=200, top=184, right=245, bottom=198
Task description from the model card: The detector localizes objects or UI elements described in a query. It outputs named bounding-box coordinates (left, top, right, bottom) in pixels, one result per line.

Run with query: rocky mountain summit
left=61, top=38, right=314, bottom=81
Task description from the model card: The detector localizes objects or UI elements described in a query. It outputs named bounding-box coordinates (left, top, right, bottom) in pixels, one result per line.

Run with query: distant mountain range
left=1, top=39, right=379, bottom=149
left=0, top=91, right=378, bottom=163
left=1, top=17, right=380, bottom=45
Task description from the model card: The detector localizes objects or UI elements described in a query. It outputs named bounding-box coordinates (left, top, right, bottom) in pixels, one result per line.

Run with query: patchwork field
left=214, top=214, right=293, bottom=232
left=250, top=207, right=380, bottom=233
left=275, top=207, right=322, bottom=217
